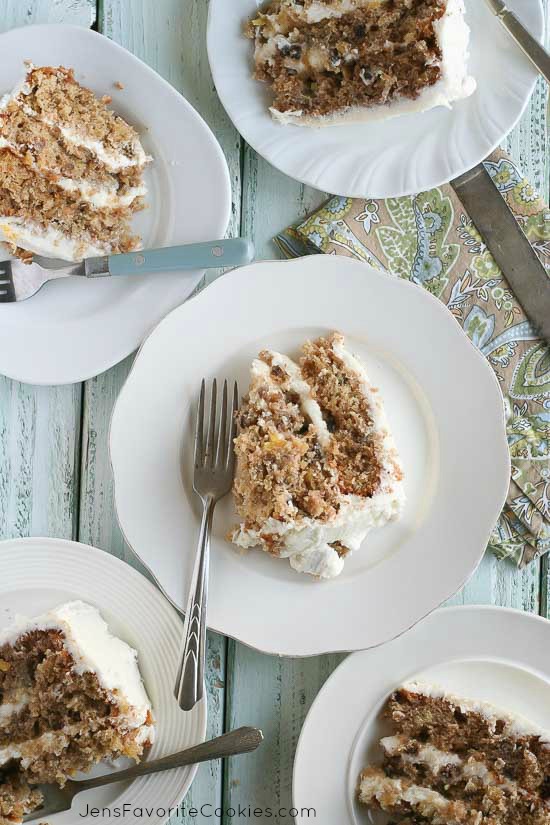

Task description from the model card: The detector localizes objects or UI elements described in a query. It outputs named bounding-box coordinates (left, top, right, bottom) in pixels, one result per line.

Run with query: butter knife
left=451, top=163, right=550, bottom=345
left=484, top=0, right=550, bottom=83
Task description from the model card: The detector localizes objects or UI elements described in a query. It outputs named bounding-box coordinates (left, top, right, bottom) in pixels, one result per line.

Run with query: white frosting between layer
left=0, top=136, right=146, bottom=209
left=0, top=696, right=29, bottom=727
left=0, top=217, right=112, bottom=261
left=381, top=735, right=462, bottom=772
left=0, top=600, right=154, bottom=753
left=268, top=0, right=476, bottom=126
left=359, top=773, right=456, bottom=816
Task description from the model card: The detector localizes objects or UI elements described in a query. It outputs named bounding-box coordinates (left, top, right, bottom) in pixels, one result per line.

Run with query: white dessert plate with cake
left=0, top=536, right=206, bottom=825
left=0, top=24, right=231, bottom=385
left=207, top=0, right=544, bottom=198
left=109, top=255, right=510, bottom=657
left=293, top=605, right=550, bottom=824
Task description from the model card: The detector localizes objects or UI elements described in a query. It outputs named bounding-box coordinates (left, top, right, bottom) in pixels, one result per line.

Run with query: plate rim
left=0, top=23, right=232, bottom=386
left=292, top=604, right=550, bottom=822
left=0, top=534, right=207, bottom=824
left=109, top=256, right=511, bottom=657
left=206, top=0, right=544, bottom=199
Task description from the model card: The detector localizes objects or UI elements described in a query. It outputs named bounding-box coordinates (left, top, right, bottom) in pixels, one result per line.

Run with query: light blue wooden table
left=0, top=1, right=549, bottom=822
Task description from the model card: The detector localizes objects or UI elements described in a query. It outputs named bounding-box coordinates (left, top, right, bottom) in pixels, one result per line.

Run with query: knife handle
left=497, top=8, right=550, bottom=84
left=107, top=238, right=255, bottom=276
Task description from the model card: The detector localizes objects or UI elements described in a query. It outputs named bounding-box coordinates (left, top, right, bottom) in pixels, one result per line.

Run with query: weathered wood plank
left=0, top=379, right=81, bottom=540
left=0, top=0, right=95, bottom=31
left=77, top=1, right=242, bottom=820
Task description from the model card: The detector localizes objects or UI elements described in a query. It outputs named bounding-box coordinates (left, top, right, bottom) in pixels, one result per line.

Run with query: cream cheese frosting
left=0, top=601, right=154, bottom=745
left=0, top=217, right=113, bottom=261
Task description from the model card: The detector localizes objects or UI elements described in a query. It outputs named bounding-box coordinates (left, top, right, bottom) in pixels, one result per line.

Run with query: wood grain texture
left=0, top=379, right=81, bottom=540
left=0, top=0, right=95, bottom=30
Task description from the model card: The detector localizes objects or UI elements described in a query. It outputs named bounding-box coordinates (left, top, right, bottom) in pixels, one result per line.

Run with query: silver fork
left=23, top=726, right=263, bottom=821
left=174, top=378, right=239, bottom=711
left=0, top=238, right=255, bottom=302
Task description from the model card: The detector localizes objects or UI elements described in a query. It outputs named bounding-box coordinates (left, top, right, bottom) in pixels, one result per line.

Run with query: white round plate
left=293, top=605, right=550, bottom=824
left=0, top=24, right=231, bottom=385
left=207, top=0, right=543, bottom=198
left=0, top=536, right=206, bottom=825
left=110, top=256, right=510, bottom=657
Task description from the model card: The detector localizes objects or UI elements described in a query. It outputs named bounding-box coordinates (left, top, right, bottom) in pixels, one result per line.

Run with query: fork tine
left=216, top=380, right=228, bottom=465
left=0, top=262, right=16, bottom=303
left=227, top=381, right=239, bottom=468
left=194, top=379, right=206, bottom=468
left=205, top=378, right=217, bottom=467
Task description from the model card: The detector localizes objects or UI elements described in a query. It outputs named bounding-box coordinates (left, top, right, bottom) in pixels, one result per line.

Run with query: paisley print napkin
left=275, top=150, right=550, bottom=567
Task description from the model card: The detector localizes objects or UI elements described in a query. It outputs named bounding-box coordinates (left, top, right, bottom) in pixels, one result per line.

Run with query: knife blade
left=484, top=0, right=550, bottom=83
left=451, top=163, right=550, bottom=345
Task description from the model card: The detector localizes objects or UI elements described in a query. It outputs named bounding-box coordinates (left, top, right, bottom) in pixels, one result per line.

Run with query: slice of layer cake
left=358, top=682, right=550, bottom=825
left=230, top=332, right=405, bottom=579
left=0, top=64, right=151, bottom=261
left=246, top=0, right=476, bottom=126
left=0, top=601, right=154, bottom=824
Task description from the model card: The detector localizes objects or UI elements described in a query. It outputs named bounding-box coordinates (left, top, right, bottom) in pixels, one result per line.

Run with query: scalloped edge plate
left=207, top=0, right=543, bottom=198
left=0, top=536, right=206, bottom=825
left=110, top=256, right=510, bottom=656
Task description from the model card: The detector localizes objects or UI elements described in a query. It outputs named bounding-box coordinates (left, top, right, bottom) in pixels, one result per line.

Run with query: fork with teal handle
left=0, top=238, right=255, bottom=302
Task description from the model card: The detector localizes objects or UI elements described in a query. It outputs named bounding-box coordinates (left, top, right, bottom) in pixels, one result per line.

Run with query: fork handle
left=107, top=238, right=254, bottom=276
left=67, top=727, right=263, bottom=795
left=174, top=494, right=214, bottom=710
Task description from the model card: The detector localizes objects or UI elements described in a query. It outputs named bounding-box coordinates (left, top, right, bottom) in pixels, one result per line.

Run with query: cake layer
left=0, top=601, right=153, bottom=730
left=0, top=104, right=146, bottom=209
left=231, top=333, right=405, bottom=578
left=0, top=773, right=42, bottom=825
left=388, top=684, right=550, bottom=793
left=1, top=65, right=150, bottom=172
left=247, top=0, right=476, bottom=126
left=0, top=148, right=141, bottom=260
